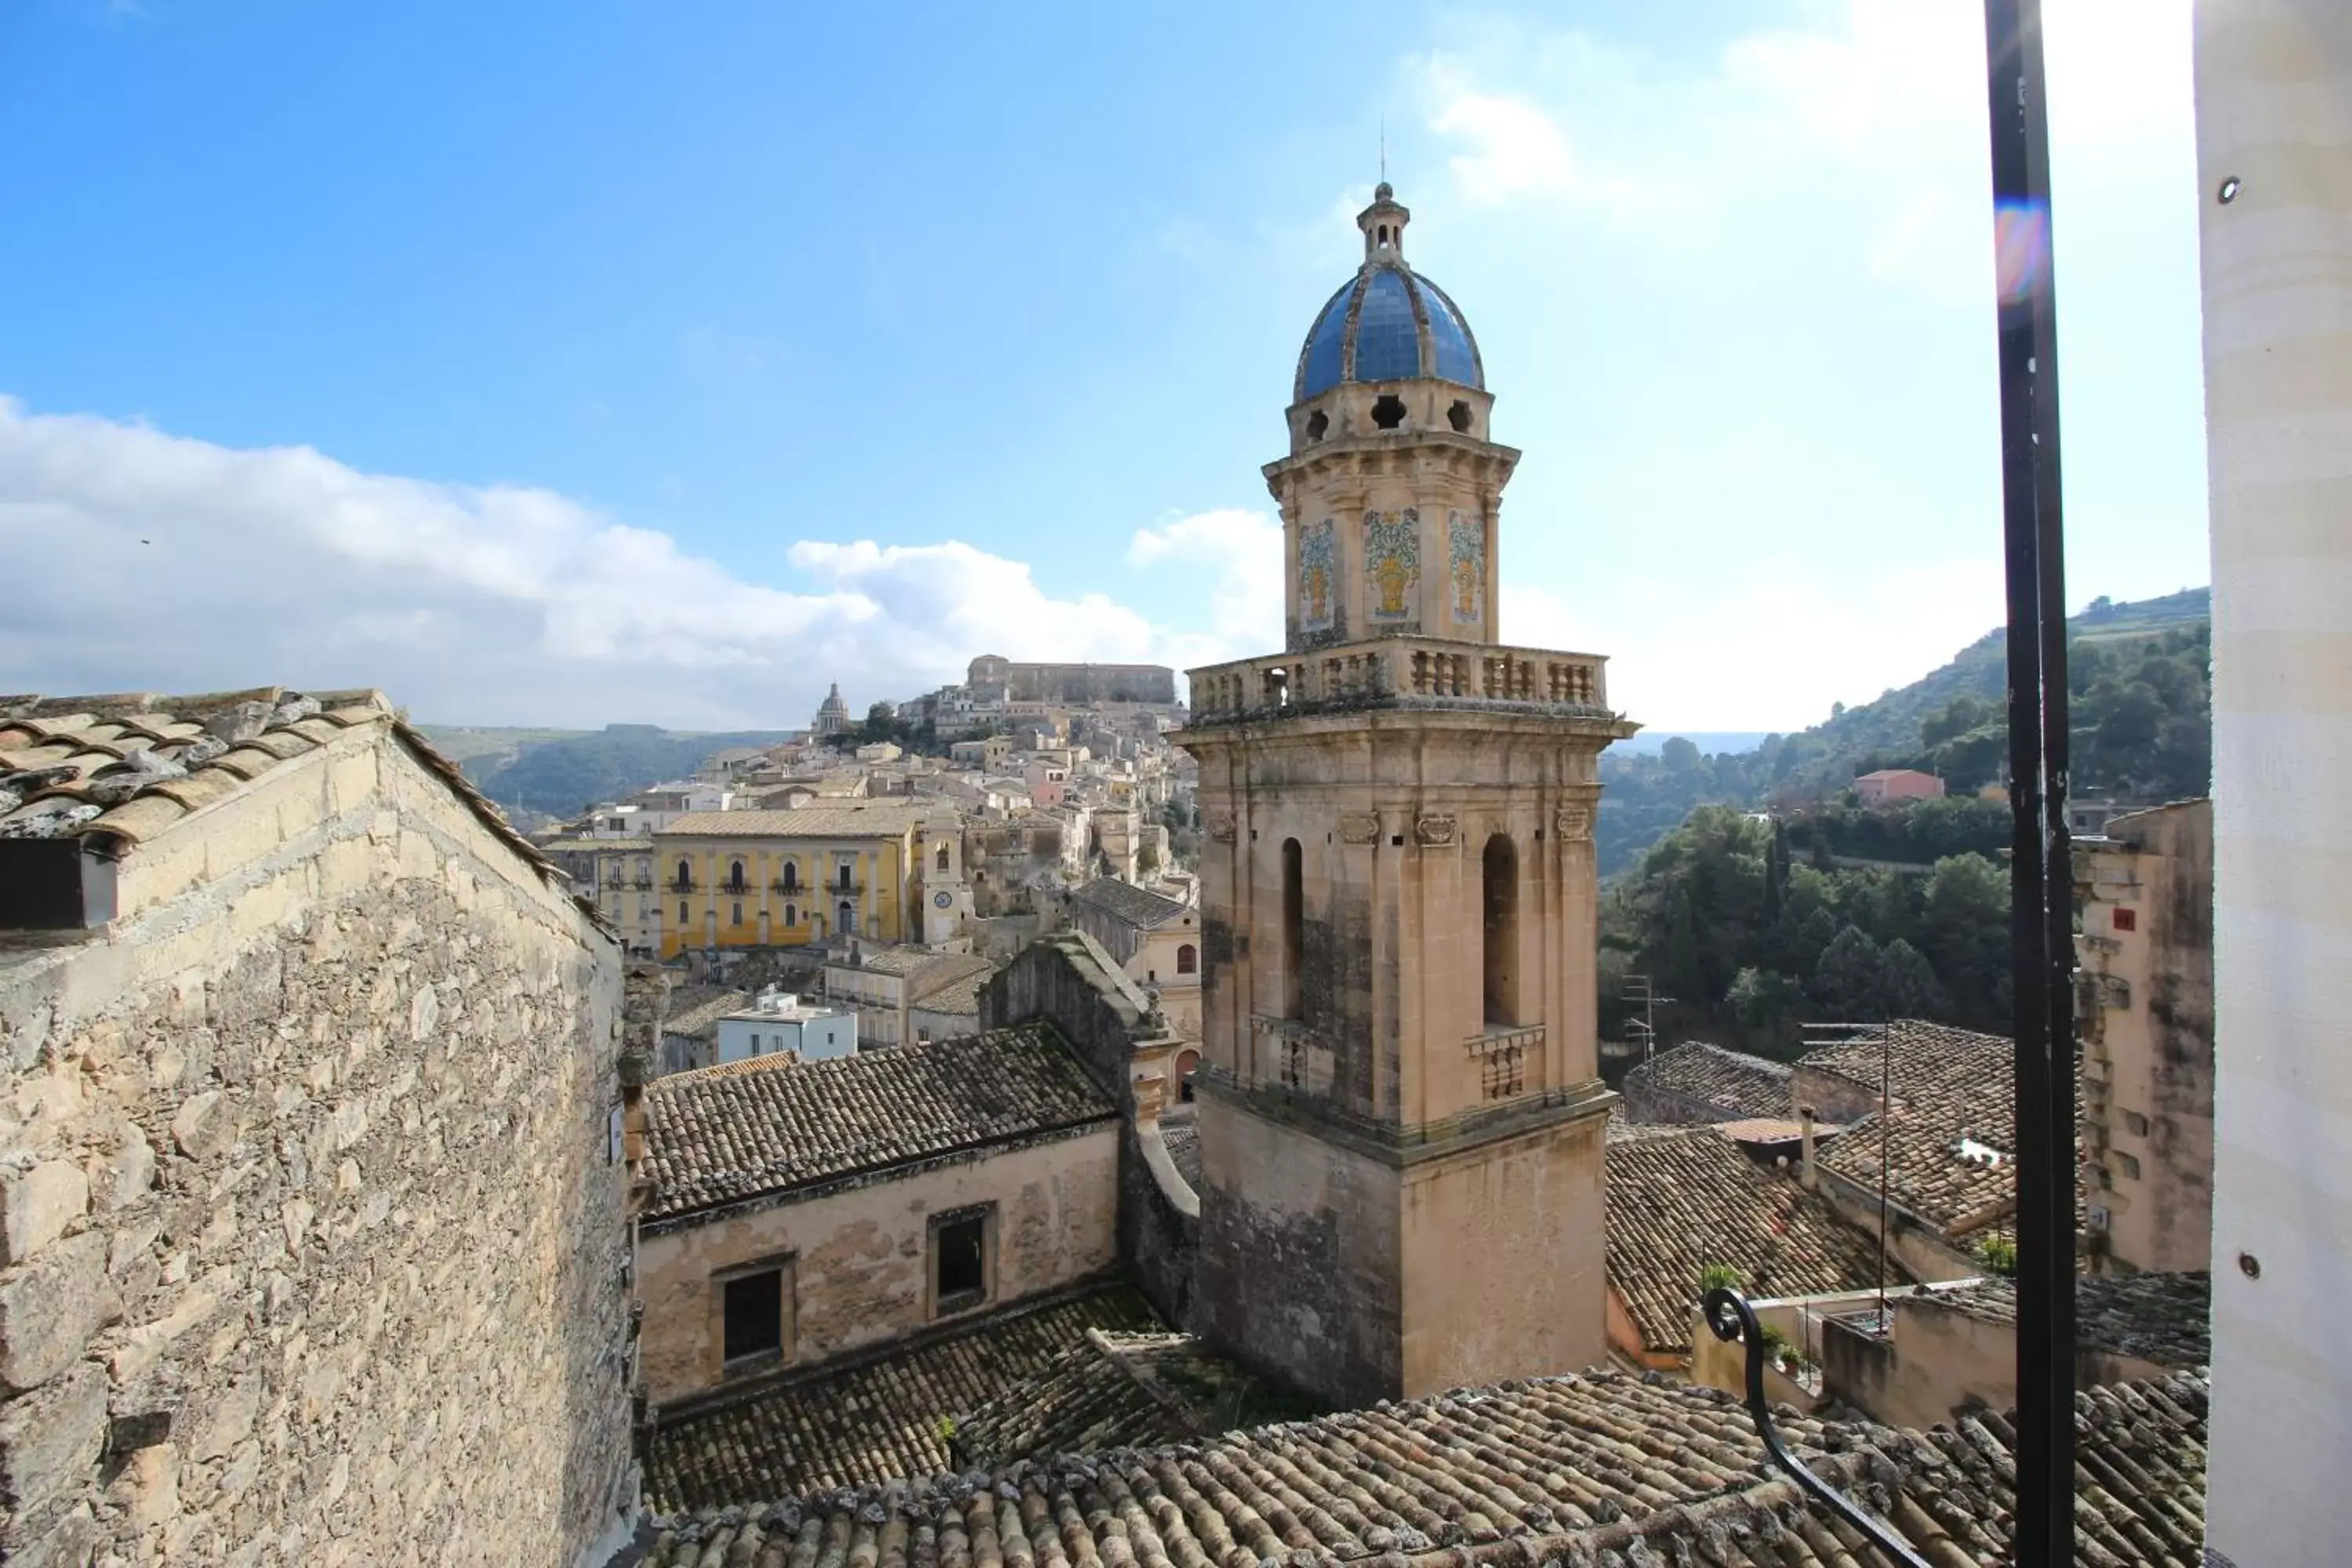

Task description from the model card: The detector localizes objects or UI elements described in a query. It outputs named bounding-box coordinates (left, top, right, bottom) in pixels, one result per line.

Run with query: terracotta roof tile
left=641, top=1023, right=1118, bottom=1223
left=641, top=1369, right=2209, bottom=1567
left=1606, top=1127, right=1897, bottom=1354
left=644, top=1284, right=1166, bottom=1509
left=1621, top=1042, right=1794, bottom=1123
left=659, top=804, right=926, bottom=838
left=1923, top=1271, right=2209, bottom=1369
left=1069, top=877, right=1192, bottom=931
left=951, top=1330, right=1276, bottom=1471
left=0, top=688, right=590, bottom=927
left=1806, top=1023, right=2020, bottom=1241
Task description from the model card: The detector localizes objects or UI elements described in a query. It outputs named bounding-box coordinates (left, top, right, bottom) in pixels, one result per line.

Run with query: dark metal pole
left=1981, top=2, right=2074, bottom=1563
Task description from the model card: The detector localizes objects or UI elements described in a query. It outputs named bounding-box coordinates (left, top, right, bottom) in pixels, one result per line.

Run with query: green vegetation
left=1698, top=1261, right=1744, bottom=1295
left=823, top=702, right=950, bottom=757
left=1595, top=588, right=2212, bottom=877
left=410, top=725, right=590, bottom=766
left=439, top=724, right=794, bottom=818
left=1976, top=1236, right=2020, bottom=1277
left=1601, top=808, right=2013, bottom=1056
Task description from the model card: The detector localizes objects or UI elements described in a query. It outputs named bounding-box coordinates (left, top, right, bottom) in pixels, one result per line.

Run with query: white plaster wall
left=2197, top=5, right=2352, bottom=1559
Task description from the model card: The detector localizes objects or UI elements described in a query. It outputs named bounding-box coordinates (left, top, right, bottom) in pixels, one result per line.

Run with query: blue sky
left=0, top=0, right=2206, bottom=731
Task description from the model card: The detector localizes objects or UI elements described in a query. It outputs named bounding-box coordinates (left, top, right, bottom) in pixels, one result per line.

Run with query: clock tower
left=918, top=809, right=975, bottom=949
left=1180, top=183, right=1636, bottom=1406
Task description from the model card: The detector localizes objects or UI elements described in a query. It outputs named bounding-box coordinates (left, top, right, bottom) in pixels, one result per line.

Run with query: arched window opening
left=1447, top=398, right=1474, bottom=434
left=729, top=859, right=746, bottom=892
left=675, top=858, right=691, bottom=889
left=837, top=863, right=854, bottom=891
left=1305, top=409, right=1329, bottom=442
left=936, top=841, right=950, bottom=873
left=1483, top=834, right=1519, bottom=1026
left=838, top=899, right=855, bottom=932
left=1371, top=393, right=1406, bottom=430
left=782, top=862, right=799, bottom=892
left=1281, top=837, right=1305, bottom=1021
left=1177, top=1049, right=1201, bottom=1103
left=1177, top=943, right=1198, bottom=976
left=785, top=903, right=797, bottom=928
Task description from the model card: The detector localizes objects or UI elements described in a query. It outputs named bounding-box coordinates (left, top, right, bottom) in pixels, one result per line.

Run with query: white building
left=715, top=989, right=856, bottom=1065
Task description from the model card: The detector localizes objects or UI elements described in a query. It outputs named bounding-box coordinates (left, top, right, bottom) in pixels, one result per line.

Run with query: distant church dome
left=1294, top=183, right=1484, bottom=403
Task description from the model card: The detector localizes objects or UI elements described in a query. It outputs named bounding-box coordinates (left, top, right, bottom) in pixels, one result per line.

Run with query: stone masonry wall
left=982, top=933, right=1200, bottom=1330
left=0, top=728, right=631, bottom=1566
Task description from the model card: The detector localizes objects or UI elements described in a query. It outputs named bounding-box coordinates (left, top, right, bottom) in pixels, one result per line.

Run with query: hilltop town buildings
left=17, top=29, right=2342, bottom=1540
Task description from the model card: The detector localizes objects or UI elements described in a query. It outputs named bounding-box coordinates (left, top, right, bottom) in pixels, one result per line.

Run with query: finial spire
left=1381, top=115, right=1387, bottom=185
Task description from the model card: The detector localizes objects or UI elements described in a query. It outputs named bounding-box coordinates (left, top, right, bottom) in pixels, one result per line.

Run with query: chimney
left=1798, top=1104, right=1818, bottom=1190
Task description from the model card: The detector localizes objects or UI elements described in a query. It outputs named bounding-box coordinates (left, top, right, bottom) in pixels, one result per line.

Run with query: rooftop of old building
left=640, top=1022, right=1118, bottom=1224
left=1606, top=1127, right=1897, bottom=1356
left=637, top=1367, right=2209, bottom=1567
left=949, top=1327, right=1286, bottom=1472
left=1067, top=877, right=1192, bottom=931
left=0, top=686, right=590, bottom=934
left=659, top=803, right=926, bottom=838
left=643, top=1283, right=1166, bottom=1511
left=1621, top=1041, right=1795, bottom=1121
left=660, top=985, right=754, bottom=1042
left=1920, top=1270, right=2212, bottom=1370
left=1803, top=1022, right=2020, bottom=1243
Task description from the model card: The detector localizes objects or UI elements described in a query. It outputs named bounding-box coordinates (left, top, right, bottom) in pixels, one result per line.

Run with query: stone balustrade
left=1186, top=637, right=1613, bottom=724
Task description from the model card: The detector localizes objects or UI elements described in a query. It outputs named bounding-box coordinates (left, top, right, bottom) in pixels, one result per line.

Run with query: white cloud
left=0, top=400, right=1254, bottom=728
left=1127, top=507, right=1282, bottom=659
left=1414, top=0, right=2193, bottom=300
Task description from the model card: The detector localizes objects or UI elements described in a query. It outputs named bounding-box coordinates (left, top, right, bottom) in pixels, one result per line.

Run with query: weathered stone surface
left=168, top=1091, right=236, bottom=1161
left=0, top=1162, right=88, bottom=1265
left=0, top=724, right=632, bottom=1563
left=0, top=1233, right=114, bottom=1392
left=0, top=1361, right=107, bottom=1514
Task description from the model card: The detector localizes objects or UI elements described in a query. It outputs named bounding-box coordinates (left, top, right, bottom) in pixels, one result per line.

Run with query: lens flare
left=1994, top=198, right=2051, bottom=307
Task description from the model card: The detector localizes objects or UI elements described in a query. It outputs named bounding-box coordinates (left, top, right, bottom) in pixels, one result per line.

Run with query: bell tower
left=1181, top=184, right=1636, bottom=1406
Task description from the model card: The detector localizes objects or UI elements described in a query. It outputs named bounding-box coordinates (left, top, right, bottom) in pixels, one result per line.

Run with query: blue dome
left=1294, top=262, right=1484, bottom=401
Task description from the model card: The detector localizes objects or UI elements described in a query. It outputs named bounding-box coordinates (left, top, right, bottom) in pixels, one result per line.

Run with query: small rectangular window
left=931, top=1205, right=991, bottom=1314
left=722, top=1269, right=784, bottom=1363
left=2112, top=906, right=2137, bottom=933
left=2121, top=1109, right=2151, bottom=1138
left=680, top=902, right=689, bottom=924
left=2112, top=1150, right=2143, bottom=1181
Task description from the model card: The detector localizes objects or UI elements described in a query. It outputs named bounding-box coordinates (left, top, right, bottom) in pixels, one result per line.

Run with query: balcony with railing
left=1187, top=636, right=1617, bottom=727
left=665, top=878, right=698, bottom=894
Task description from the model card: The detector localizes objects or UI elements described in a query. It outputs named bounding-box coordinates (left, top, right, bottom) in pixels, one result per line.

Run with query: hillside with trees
left=1595, top=587, right=2212, bottom=877
left=1599, top=807, right=2011, bottom=1058
left=420, top=723, right=794, bottom=818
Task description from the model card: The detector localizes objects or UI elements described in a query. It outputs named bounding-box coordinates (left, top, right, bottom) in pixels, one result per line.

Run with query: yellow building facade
left=652, top=804, right=928, bottom=956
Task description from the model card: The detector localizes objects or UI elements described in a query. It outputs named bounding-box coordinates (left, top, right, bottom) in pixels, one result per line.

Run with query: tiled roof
left=640, top=1369, right=2209, bottom=1567
left=909, top=965, right=995, bottom=1020
left=644, top=1284, right=1164, bottom=1510
left=1160, top=1112, right=1202, bottom=1189
left=1069, top=877, right=1192, bottom=931
left=1806, top=1022, right=2020, bottom=1240
left=1606, top=1127, right=1895, bottom=1355
left=659, top=804, right=924, bottom=838
left=1926, top=1271, right=2211, bottom=1370
left=0, top=688, right=579, bottom=905
left=951, top=1330, right=1272, bottom=1470
left=1621, top=1043, right=1794, bottom=1122
left=661, top=986, right=753, bottom=1041
left=641, top=1023, right=1117, bottom=1222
